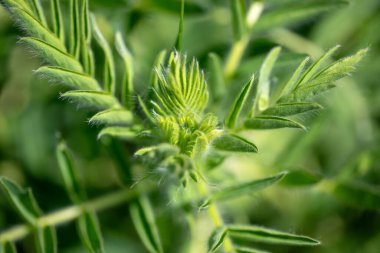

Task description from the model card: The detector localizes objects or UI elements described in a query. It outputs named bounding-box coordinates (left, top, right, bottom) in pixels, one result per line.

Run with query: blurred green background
left=0, top=0, right=379, bottom=252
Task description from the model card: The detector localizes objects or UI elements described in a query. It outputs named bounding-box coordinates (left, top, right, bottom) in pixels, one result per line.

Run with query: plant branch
left=224, top=2, right=264, bottom=79
left=197, top=180, right=235, bottom=253
left=0, top=185, right=152, bottom=243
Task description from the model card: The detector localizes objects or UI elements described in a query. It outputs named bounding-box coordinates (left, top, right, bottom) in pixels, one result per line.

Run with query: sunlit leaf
left=89, top=108, right=133, bottom=126
left=35, top=66, right=100, bottom=90
left=212, top=134, right=258, bottom=153
left=245, top=116, right=305, bottom=130
left=98, top=126, right=137, bottom=140
left=61, top=90, right=120, bottom=110
left=20, top=37, right=82, bottom=72
left=254, top=47, right=281, bottom=112
left=228, top=225, right=320, bottom=246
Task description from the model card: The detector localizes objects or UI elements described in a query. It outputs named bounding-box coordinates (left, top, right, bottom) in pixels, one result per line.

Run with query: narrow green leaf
left=262, top=102, right=322, bottom=117
left=0, top=177, right=41, bottom=224
left=296, top=45, right=340, bottom=88
left=254, top=47, right=281, bottom=113
left=35, top=226, right=57, bottom=253
left=135, top=144, right=179, bottom=158
left=20, top=37, right=83, bottom=72
left=1, top=241, right=17, bottom=253
left=279, top=83, right=336, bottom=103
left=11, top=8, right=65, bottom=52
left=174, top=0, right=185, bottom=51
left=235, top=247, right=270, bottom=253
left=225, top=76, right=254, bottom=128
left=130, top=196, right=163, bottom=253
left=228, top=225, right=320, bottom=246
left=51, top=0, right=65, bottom=42
left=202, top=172, right=287, bottom=208
left=280, top=169, right=322, bottom=187
left=1, top=0, right=31, bottom=11
left=77, top=211, right=105, bottom=253
left=80, top=0, right=93, bottom=74
left=98, top=127, right=137, bottom=140
left=212, top=134, right=258, bottom=153
left=150, top=50, right=167, bottom=91
left=91, top=15, right=116, bottom=94
left=35, top=66, right=100, bottom=90
left=207, top=53, right=225, bottom=101
left=208, top=227, right=227, bottom=253
left=70, top=0, right=81, bottom=58
left=281, top=57, right=310, bottom=96
left=56, top=140, right=86, bottom=203
left=61, top=90, right=120, bottom=110
left=89, top=108, right=133, bottom=126
left=245, top=116, right=305, bottom=130
left=231, top=0, right=247, bottom=40
left=137, top=95, right=155, bottom=124
left=115, top=32, right=134, bottom=108
left=331, top=180, right=380, bottom=210
left=29, top=0, right=47, bottom=26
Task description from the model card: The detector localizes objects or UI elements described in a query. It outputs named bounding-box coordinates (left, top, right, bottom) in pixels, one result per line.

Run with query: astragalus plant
left=0, top=0, right=368, bottom=253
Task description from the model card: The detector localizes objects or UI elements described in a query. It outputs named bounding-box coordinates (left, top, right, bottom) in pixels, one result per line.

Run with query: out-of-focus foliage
left=0, top=0, right=379, bottom=253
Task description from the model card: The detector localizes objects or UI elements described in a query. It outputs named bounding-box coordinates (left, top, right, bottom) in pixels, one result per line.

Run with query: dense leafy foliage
left=0, top=0, right=378, bottom=253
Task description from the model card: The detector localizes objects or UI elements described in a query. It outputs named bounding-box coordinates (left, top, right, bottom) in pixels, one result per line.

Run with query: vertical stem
left=197, top=180, right=235, bottom=252
left=224, top=2, right=264, bottom=79
left=224, top=36, right=250, bottom=79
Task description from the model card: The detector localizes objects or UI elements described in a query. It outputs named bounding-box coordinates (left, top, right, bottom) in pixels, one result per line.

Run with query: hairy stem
left=197, top=180, right=235, bottom=253
left=0, top=186, right=151, bottom=243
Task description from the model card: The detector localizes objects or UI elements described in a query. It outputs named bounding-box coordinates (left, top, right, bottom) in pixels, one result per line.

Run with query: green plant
left=0, top=0, right=372, bottom=253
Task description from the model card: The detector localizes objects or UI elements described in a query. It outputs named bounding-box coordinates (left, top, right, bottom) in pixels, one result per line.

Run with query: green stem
left=197, top=180, right=235, bottom=253
left=224, top=2, right=264, bottom=79
left=224, top=35, right=250, bottom=79
left=0, top=186, right=149, bottom=243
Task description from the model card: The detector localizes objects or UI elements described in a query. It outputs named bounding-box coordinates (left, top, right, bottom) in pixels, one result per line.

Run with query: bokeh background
left=0, top=0, right=379, bottom=252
